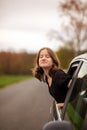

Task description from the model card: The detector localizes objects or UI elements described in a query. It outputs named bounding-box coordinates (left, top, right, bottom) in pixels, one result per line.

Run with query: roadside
left=0, top=75, right=32, bottom=88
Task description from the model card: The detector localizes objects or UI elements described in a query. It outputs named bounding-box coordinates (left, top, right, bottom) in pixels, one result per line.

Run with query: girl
left=32, top=47, right=71, bottom=108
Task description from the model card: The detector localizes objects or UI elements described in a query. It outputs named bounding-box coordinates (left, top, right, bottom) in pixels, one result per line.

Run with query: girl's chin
left=41, top=66, right=51, bottom=69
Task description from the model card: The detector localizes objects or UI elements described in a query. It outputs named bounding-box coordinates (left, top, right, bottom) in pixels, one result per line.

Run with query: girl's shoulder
left=53, top=69, right=71, bottom=80
left=54, top=69, right=66, bottom=76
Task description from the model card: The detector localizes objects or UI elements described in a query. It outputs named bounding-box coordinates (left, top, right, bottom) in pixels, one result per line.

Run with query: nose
left=41, top=56, right=46, bottom=60
left=42, top=57, right=46, bottom=60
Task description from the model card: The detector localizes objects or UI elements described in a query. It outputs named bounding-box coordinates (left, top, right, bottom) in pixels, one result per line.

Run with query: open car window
left=67, top=61, right=81, bottom=78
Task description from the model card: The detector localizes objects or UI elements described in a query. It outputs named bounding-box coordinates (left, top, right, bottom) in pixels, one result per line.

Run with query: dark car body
left=43, top=53, right=87, bottom=130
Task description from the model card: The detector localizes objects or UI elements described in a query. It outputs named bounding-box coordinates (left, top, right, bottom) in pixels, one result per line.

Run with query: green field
left=0, top=75, right=32, bottom=88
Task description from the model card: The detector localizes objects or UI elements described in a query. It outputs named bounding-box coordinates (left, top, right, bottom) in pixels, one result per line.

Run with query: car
left=43, top=53, right=87, bottom=130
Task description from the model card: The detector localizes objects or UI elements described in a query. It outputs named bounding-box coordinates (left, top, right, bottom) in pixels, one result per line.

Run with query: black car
left=43, top=53, right=87, bottom=130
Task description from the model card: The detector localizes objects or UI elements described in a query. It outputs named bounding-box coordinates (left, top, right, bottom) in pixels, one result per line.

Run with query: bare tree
left=48, top=0, right=87, bottom=55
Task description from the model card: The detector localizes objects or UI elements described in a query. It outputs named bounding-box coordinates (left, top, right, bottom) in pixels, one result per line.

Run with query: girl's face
left=39, top=49, right=53, bottom=70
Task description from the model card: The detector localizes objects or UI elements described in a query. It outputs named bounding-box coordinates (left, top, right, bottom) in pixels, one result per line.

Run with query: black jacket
left=47, top=69, right=71, bottom=103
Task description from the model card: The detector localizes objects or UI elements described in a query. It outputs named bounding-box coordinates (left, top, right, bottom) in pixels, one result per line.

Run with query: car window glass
left=66, top=62, right=87, bottom=130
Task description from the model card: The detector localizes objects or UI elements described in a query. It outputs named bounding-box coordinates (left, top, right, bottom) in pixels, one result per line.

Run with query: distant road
left=0, top=78, right=53, bottom=130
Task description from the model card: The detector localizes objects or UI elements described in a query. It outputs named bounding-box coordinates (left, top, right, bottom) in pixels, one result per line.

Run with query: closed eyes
left=39, top=55, right=50, bottom=58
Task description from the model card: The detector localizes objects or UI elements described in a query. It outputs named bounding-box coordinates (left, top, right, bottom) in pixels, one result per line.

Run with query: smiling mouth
left=41, top=62, right=46, bottom=64
left=41, top=61, right=47, bottom=64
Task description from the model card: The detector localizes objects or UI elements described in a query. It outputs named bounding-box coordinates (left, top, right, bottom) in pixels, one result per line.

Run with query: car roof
left=70, top=53, right=87, bottom=64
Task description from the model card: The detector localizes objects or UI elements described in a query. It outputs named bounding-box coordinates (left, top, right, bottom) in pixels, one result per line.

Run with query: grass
left=0, top=75, right=32, bottom=88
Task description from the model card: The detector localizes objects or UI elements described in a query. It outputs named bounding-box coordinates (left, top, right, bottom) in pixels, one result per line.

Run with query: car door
left=63, top=60, right=87, bottom=130
left=51, top=60, right=83, bottom=121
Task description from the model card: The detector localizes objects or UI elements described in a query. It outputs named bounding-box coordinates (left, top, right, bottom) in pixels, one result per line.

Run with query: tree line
left=0, top=51, right=36, bottom=75
left=0, top=48, right=86, bottom=75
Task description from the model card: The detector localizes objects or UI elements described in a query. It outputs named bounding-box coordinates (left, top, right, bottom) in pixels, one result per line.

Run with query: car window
left=65, top=61, right=87, bottom=130
left=67, top=61, right=80, bottom=77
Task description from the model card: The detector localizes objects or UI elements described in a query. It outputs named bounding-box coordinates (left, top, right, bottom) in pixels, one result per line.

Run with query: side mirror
left=43, top=120, right=73, bottom=130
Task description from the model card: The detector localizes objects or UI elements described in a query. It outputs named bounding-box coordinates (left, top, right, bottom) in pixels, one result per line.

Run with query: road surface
left=0, top=78, right=53, bottom=130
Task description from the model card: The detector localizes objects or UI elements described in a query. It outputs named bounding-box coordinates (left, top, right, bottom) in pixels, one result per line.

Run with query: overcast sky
left=0, top=0, right=62, bottom=53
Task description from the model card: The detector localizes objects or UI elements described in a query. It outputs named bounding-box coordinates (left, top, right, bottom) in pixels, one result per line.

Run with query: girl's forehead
left=40, top=49, right=49, bottom=54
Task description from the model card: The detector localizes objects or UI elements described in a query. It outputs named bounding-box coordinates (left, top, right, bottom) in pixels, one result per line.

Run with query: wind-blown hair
left=32, top=47, right=60, bottom=82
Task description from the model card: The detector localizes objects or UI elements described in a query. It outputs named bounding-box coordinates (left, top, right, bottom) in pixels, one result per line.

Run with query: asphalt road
left=0, top=78, right=53, bottom=130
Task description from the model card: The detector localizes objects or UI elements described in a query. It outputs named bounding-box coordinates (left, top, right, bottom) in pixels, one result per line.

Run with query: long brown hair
left=32, top=47, right=60, bottom=81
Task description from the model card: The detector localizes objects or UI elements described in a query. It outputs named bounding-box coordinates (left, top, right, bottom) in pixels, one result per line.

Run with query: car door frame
left=61, top=60, right=83, bottom=120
